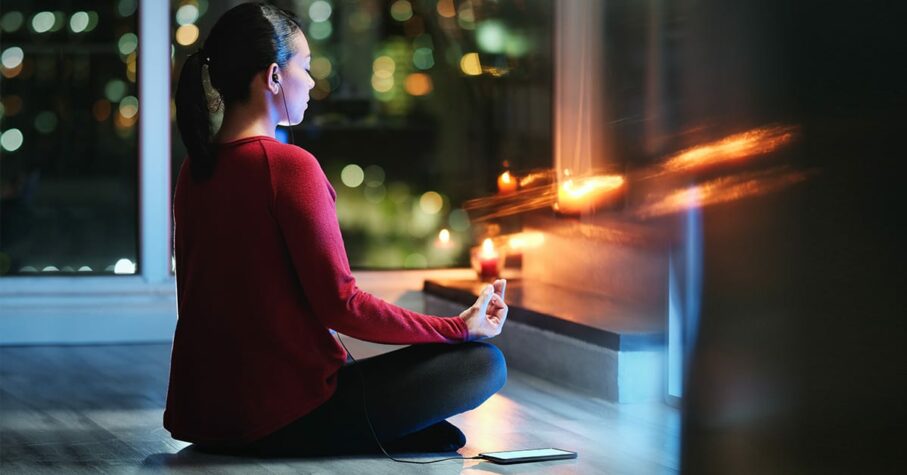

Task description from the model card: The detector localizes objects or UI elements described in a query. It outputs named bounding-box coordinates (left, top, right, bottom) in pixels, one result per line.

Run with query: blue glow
left=667, top=253, right=684, bottom=397
left=666, top=188, right=703, bottom=399
left=275, top=127, right=290, bottom=144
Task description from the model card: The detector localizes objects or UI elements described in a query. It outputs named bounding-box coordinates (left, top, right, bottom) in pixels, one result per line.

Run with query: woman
left=164, top=2, right=509, bottom=457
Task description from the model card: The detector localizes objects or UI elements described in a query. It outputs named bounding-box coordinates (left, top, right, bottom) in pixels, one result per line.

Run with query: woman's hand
left=459, top=279, right=508, bottom=340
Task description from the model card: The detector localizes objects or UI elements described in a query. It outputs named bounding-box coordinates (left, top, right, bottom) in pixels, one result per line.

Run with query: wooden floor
left=0, top=341, right=678, bottom=474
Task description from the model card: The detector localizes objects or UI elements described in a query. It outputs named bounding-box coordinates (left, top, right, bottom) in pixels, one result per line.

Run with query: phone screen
left=480, top=448, right=576, bottom=461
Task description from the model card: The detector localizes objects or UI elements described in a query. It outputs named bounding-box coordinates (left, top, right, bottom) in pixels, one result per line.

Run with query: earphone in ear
left=272, top=70, right=294, bottom=145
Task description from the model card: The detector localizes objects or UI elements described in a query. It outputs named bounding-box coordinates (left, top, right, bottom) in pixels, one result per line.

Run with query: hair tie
left=197, top=48, right=210, bottom=65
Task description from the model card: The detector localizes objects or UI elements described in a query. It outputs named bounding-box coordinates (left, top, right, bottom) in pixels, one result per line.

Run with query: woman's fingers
left=488, top=293, right=507, bottom=312
left=475, top=284, right=495, bottom=314
left=493, top=279, right=507, bottom=300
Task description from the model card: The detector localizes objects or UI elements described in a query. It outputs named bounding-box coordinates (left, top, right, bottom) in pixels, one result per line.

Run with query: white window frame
left=0, top=1, right=175, bottom=345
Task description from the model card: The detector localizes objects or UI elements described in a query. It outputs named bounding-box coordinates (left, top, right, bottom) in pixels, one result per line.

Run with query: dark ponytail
left=175, top=2, right=303, bottom=182
left=175, top=51, right=213, bottom=182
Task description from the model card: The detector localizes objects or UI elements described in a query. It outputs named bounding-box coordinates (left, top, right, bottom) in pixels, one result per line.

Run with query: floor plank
left=1, top=341, right=678, bottom=474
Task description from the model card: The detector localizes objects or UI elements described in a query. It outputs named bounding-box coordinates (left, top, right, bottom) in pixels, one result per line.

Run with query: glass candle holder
left=470, top=238, right=506, bottom=281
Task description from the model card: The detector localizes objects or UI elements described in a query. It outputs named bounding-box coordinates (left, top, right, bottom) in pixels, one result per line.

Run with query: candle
left=471, top=238, right=503, bottom=281
left=435, top=228, right=453, bottom=249
left=555, top=174, right=626, bottom=215
left=497, top=171, right=518, bottom=195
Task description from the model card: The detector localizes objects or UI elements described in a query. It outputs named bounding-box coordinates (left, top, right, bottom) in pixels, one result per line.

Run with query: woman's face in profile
left=280, top=33, right=316, bottom=125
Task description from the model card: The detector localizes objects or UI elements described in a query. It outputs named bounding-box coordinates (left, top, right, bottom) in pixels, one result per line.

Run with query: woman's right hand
left=459, top=279, right=508, bottom=340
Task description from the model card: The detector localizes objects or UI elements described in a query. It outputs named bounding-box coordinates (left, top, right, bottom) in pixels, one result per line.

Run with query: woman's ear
left=267, top=63, right=280, bottom=94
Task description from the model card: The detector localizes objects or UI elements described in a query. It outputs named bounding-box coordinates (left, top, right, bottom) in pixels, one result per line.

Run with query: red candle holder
left=470, top=238, right=506, bottom=281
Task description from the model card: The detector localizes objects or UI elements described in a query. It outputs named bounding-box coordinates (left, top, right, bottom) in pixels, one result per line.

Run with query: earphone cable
left=334, top=333, right=483, bottom=465
left=275, top=80, right=295, bottom=145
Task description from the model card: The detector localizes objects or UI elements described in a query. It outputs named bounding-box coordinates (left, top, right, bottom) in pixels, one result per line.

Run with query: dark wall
left=677, top=0, right=905, bottom=473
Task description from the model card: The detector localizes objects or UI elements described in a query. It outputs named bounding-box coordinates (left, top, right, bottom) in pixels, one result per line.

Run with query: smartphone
left=479, top=448, right=577, bottom=464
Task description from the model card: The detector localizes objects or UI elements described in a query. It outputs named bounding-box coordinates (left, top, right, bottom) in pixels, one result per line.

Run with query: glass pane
left=1, top=1, right=140, bottom=276
left=169, top=0, right=552, bottom=270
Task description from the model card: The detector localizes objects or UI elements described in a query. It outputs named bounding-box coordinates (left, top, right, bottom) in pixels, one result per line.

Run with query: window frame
left=0, top=1, right=175, bottom=344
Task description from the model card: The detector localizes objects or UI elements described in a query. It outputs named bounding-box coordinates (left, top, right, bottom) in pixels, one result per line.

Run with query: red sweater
left=163, top=135, right=469, bottom=446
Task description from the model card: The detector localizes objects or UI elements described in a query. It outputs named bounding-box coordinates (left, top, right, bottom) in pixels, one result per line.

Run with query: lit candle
left=555, top=174, right=626, bottom=215
left=435, top=228, right=453, bottom=249
left=497, top=171, right=518, bottom=195
left=471, top=238, right=502, bottom=281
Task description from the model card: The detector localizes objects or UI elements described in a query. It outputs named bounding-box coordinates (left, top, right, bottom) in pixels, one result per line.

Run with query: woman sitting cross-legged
left=164, top=2, right=509, bottom=458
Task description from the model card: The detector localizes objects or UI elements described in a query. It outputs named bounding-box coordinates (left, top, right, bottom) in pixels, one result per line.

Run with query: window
left=169, top=0, right=553, bottom=269
left=1, top=1, right=141, bottom=276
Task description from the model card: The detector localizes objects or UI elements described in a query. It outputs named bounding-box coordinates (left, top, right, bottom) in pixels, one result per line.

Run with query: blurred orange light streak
left=662, top=125, right=798, bottom=173
left=635, top=167, right=812, bottom=218
left=556, top=174, right=626, bottom=214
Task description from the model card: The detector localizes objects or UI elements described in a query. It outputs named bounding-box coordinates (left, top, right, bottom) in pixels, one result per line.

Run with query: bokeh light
left=448, top=208, right=471, bottom=231
left=1, top=47, right=24, bottom=69
left=309, top=1, right=333, bottom=22
left=309, top=21, right=333, bottom=40
left=84, top=11, right=99, bottom=33
left=364, top=165, right=386, bottom=186
left=460, top=52, right=482, bottom=76
left=3, top=96, right=23, bottom=116
left=311, top=56, right=332, bottom=79
left=390, top=1, right=414, bottom=22
left=364, top=183, right=387, bottom=203
left=341, top=164, right=365, bottom=188
left=105, top=80, right=128, bottom=102
left=31, top=12, right=56, bottom=33
left=119, top=96, right=139, bottom=119
left=175, top=24, right=200, bottom=46
left=477, top=20, right=506, bottom=53
left=1, top=128, right=24, bottom=152
left=69, top=12, right=89, bottom=33
left=50, top=12, right=66, bottom=32
left=176, top=4, right=199, bottom=26
left=113, top=258, right=136, bottom=274
left=93, top=99, right=112, bottom=122
left=420, top=191, right=444, bottom=214
left=404, top=73, right=432, bottom=96
left=371, top=75, right=394, bottom=93
left=413, top=48, right=434, bottom=70
left=117, top=0, right=138, bottom=17
left=458, top=1, right=476, bottom=29
left=373, top=56, right=395, bottom=78
left=118, top=33, right=138, bottom=55
left=1, top=12, right=25, bottom=33
left=504, top=33, right=531, bottom=57
left=34, top=111, right=58, bottom=134
left=436, top=0, right=456, bottom=18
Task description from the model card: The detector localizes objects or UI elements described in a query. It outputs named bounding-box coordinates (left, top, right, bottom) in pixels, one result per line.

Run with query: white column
left=554, top=0, right=607, bottom=183
left=139, top=0, right=172, bottom=283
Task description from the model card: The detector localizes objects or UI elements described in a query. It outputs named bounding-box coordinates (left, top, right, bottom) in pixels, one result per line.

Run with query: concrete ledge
left=423, top=292, right=664, bottom=403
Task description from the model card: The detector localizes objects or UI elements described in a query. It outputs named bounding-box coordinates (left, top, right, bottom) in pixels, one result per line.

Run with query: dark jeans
left=243, top=341, right=507, bottom=457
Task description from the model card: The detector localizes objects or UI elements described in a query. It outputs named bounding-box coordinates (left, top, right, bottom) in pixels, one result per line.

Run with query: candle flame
left=439, top=228, right=450, bottom=243
left=499, top=171, right=513, bottom=184
left=480, top=238, right=497, bottom=258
